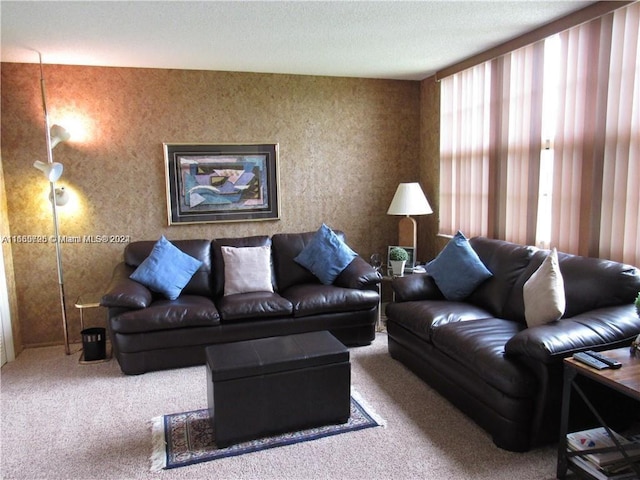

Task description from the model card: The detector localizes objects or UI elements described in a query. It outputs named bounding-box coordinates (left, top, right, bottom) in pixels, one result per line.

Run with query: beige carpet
left=1, top=332, right=557, bottom=480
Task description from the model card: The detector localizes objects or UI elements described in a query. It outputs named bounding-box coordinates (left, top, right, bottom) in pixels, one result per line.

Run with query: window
left=439, top=2, right=640, bottom=266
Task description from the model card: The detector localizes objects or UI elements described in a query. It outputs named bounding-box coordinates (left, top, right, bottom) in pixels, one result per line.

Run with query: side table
left=74, top=293, right=110, bottom=364
left=377, top=267, right=408, bottom=332
left=75, top=293, right=102, bottom=332
left=556, top=348, right=640, bottom=479
left=377, top=274, right=393, bottom=332
left=378, top=268, right=426, bottom=332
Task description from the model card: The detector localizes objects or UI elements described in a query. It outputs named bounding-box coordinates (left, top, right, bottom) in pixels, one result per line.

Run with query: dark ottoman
left=205, top=331, right=351, bottom=447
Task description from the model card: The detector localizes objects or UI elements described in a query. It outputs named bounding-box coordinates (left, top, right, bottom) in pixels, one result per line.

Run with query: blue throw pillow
left=294, top=224, right=358, bottom=285
left=426, top=231, right=492, bottom=301
left=130, top=236, right=203, bottom=300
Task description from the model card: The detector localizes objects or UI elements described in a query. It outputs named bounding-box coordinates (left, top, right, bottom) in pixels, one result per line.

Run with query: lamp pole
left=38, top=52, right=70, bottom=355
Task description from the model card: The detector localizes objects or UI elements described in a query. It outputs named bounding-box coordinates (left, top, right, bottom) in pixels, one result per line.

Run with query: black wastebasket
left=81, top=327, right=106, bottom=361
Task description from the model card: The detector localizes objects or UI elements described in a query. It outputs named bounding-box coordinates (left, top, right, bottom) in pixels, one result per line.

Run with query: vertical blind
left=439, top=2, right=640, bottom=266
left=439, top=63, right=491, bottom=237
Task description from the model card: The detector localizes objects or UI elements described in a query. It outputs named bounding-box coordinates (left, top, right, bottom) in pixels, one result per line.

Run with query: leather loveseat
left=101, top=230, right=381, bottom=375
left=386, top=236, right=640, bottom=452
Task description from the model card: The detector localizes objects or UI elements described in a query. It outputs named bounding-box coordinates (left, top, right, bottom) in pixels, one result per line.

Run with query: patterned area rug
left=150, top=391, right=384, bottom=470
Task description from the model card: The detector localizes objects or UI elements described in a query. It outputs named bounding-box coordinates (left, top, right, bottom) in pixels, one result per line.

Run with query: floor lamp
left=387, top=182, right=433, bottom=261
left=33, top=52, right=72, bottom=355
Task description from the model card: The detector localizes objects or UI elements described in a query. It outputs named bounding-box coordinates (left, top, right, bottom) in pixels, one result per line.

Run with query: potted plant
left=635, top=292, right=640, bottom=317
left=389, top=247, right=409, bottom=276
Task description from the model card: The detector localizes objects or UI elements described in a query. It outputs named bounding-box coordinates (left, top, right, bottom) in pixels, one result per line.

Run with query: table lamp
left=387, top=182, right=432, bottom=259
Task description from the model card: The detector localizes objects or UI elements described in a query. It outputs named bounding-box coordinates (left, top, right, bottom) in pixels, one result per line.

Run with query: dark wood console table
left=556, top=347, right=640, bottom=479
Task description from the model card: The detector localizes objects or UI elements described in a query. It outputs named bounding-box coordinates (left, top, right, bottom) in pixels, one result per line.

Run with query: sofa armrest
left=334, top=256, right=382, bottom=290
left=505, top=305, right=640, bottom=364
left=390, top=274, right=444, bottom=302
left=100, top=262, right=153, bottom=309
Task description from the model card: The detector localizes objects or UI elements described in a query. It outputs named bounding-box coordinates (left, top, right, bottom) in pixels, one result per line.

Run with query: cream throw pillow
left=523, top=248, right=566, bottom=327
left=221, top=245, right=274, bottom=296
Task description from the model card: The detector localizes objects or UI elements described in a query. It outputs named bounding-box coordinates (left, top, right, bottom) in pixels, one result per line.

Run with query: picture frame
left=163, top=143, right=280, bottom=225
left=387, top=245, right=416, bottom=273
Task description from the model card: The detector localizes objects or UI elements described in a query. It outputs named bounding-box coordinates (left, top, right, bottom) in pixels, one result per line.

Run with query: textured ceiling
left=1, top=1, right=593, bottom=80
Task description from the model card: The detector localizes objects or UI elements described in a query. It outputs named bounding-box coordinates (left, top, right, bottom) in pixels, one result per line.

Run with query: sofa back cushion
left=505, top=248, right=640, bottom=322
left=519, top=251, right=640, bottom=319
left=124, top=239, right=213, bottom=297
left=211, top=236, right=272, bottom=298
left=293, top=224, right=357, bottom=285
left=272, top=230, right=347, bottom=292
left=557, top=253, right=640, bottom=317
left=467, top=237, right=536, bottom=319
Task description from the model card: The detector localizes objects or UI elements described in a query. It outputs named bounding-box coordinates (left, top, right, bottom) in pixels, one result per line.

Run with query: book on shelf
left=569, top=456, right=639, bottom=480
left=567, top=427, right=640, bottom=470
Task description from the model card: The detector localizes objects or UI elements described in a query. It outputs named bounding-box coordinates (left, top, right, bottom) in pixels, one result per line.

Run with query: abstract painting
left=164, top=143, right=280, bottom=224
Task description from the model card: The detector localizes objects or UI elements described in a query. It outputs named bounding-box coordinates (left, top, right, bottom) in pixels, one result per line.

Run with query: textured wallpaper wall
left=0, top=157, right=21, bottom=354
left=1, top=63, right=425, bottom=348
left=419, top=76, right=447, bottom=254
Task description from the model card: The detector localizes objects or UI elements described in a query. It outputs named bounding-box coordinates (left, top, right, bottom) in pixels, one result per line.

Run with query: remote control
left=585, top=350, right=622, bottom=369
left=573, top=352, right=609, bottom=370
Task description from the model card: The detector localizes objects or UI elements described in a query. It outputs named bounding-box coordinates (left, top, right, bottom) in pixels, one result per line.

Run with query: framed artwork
left=387, top=245, right=416, bottom=272
left=163, top=143, right=280, bottom=225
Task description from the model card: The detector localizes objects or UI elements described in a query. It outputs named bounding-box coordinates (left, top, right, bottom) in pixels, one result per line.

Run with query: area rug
left=150, top=391, right=384, bottom=470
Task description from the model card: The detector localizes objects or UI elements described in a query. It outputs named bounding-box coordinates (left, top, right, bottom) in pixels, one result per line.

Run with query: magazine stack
left=567, top=427, right=640, bottom=479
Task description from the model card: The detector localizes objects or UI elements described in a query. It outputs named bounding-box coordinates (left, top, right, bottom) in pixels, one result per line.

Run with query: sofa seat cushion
left=386, top=300, right=492, bottom=343
left=217, top=291, right=293, bottom=322
left=431, top=318, right=536, bottom=398
left=110, top=295, right=220, bottom=334
left=283, top=284, right=379, bottom=318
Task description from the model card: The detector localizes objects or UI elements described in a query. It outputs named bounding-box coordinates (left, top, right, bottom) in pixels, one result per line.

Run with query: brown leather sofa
left=386, top=237, right=640, bottom=452
left=101, top=231, right=381, bottom=375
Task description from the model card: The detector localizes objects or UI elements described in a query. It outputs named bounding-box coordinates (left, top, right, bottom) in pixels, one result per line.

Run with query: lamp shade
left=33, top=160, right=63, bottom=182
left=387, top=182, right=433, bottom=216
left=49, top=124, right=71, bottom=149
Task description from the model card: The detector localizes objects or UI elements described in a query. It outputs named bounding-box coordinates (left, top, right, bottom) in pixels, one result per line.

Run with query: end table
left=556, top=348, right=640, bottom=479
left=74, top=293, right=110, bottom=364
left=74, top=293, right=102, bottom=332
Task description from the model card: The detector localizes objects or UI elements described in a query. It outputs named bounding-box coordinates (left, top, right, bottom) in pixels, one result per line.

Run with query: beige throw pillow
left=221, top=245, right=274, bottom=296
left=523, top=248, right=566, bottom=327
